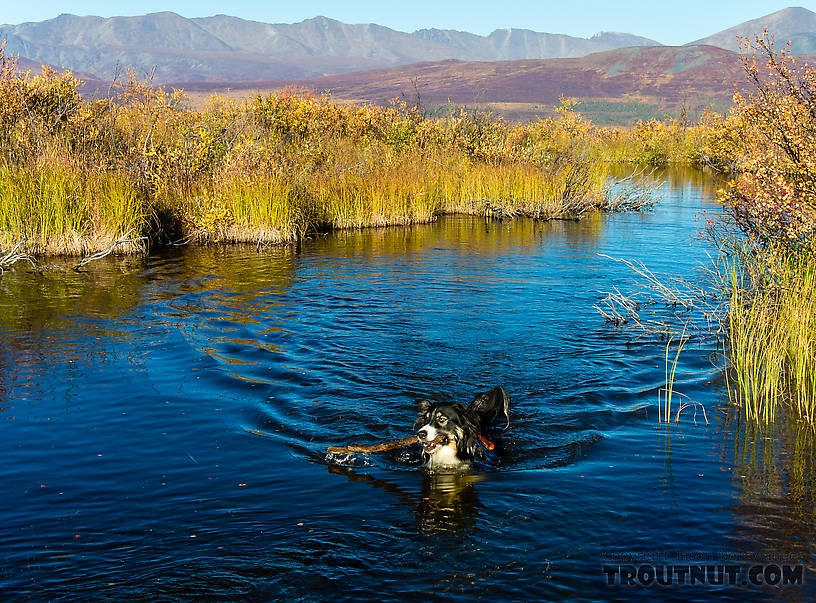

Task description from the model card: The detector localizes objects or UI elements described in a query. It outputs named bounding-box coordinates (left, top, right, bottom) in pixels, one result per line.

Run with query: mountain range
left=2, top=11, right=655, bottom=82
left=4, top=7, right=814, bottom=84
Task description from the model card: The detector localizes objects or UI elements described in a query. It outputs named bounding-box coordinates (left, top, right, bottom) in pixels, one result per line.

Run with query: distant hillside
left=0, top=12, right=660, bottom=83
left=11, top=54, right=107, bottom=93
left=407, top=26, right=661, bottom=61
left=691, top=6, right=816, bottom=53
left=176, top=45, right=743, bottom=125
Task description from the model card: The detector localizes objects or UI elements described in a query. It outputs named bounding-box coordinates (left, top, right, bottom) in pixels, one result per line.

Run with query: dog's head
left=414, top=400, right=477, bottom=466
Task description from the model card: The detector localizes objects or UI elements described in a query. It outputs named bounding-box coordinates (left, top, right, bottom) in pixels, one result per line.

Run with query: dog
left=414, top=386, right=510, bottom=470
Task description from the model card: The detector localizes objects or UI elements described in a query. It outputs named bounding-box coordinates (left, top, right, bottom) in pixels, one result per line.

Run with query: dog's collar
left=475, top=434, right=495, bottom=450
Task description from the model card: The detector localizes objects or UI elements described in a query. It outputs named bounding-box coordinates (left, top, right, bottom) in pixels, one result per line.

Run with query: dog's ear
left=467, top=386, right=510, bottom=430
left=414, top=399, right=432, bottom=430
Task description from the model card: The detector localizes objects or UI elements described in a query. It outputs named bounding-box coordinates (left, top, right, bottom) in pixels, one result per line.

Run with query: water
left=1, top=171, right=814, bottom=600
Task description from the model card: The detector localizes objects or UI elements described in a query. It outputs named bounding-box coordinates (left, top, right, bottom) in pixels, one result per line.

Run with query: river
left=1, top=170, right=813, bottom=600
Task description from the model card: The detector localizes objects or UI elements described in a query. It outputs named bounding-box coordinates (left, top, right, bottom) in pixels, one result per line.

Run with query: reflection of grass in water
left=0, top=243, right=304, bottom=340
left=728, top=413, right=816, bottom=560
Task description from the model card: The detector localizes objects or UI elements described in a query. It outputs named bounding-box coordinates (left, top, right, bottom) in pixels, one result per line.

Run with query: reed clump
left=0, top=162, right=148, bottom=255
left=727, top=252, right=816, bottom=424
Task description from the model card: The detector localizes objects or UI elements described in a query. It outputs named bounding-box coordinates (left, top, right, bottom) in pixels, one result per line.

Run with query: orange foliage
left=722, top=31, right=816, bottom=251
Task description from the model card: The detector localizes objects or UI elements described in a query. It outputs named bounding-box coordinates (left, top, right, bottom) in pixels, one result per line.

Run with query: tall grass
left=0, top=164, right=148, bottom=254
left=726, top=254, right=816, bottom=425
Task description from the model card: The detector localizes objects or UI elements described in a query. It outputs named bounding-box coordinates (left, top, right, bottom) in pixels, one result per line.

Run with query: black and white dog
left=414, top=386, right=510, bottom=470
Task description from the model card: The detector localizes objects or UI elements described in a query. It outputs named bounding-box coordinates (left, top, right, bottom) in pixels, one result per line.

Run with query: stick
left=326, top=434, right=443, bottom=455
left=0, top=237, right=35, bottom=274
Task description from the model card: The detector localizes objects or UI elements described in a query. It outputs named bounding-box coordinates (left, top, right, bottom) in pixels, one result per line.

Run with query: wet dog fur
left=414, top=386, right=510, bottom=470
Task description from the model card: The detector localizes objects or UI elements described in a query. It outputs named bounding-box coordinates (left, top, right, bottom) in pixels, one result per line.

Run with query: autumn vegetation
left=0, top=43, right=618, bottom=257
left=0, top=39, right=745, bottom=258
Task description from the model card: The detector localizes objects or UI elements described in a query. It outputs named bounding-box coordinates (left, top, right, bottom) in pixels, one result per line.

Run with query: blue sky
left=3, top=2, right=815, bottom=45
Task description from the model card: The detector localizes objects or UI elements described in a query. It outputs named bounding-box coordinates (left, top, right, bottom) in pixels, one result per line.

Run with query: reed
left=0, top=164, right=148, bottom=255
left=182, top=176, right=302, bottom=244
left=726, top=253, right=816, bottom=425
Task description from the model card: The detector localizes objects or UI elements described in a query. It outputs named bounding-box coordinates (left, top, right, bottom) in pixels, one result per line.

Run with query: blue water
left=1, top=171, right=814, bottom=600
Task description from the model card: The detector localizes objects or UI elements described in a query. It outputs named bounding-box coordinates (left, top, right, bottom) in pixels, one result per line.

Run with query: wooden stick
left=327, top=434, right=444, bottom=455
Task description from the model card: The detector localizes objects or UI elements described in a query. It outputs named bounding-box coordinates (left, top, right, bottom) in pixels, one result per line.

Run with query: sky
left=3, top=1, right=816, bottom=45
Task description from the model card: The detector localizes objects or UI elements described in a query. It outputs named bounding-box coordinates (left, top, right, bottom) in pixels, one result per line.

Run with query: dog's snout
left=417, top=428, right=429, bottom=441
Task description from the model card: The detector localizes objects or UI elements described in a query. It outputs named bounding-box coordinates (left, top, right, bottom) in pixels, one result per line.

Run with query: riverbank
left=0, top=46, right=737, bottom=259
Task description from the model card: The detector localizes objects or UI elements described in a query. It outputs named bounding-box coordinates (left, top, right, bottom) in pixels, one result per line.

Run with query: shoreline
left=0, top=200, right=617, bottom=264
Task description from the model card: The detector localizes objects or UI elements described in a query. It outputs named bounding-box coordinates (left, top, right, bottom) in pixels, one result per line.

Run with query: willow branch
left=327, top=434, right=443, bottom=455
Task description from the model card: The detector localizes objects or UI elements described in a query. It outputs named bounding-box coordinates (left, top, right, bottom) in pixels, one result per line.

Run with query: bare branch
left=0, top=237, right=36, bottom=274
left=593, top=253, right=729, bottom=340
left=603, top=168, right=663, bottom=212
left=73, top=229, right=146, bottom=270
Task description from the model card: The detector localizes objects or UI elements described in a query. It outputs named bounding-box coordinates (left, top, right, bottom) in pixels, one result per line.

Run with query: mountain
left=410, top=26, right=661, bottom=60
left=192, top=15, right=461, bottom=63
left=690, top=6, right=816, bottom=53
left=0, top=12, right=661, bottom=83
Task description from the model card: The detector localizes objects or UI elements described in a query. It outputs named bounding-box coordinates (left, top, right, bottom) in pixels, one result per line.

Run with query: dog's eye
left=437, top=416, right=447, bottom=424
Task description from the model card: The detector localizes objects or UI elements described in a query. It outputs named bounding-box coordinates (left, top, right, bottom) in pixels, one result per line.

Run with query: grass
left=0, top=164, right=149, bottom=255
left=659, top=327, right=687, bottom=424
left=726, top=253, right=816, bottom=425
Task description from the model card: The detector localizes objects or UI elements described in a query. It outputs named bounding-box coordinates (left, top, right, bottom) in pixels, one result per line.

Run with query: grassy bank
left=0, top=42, right=746, bottom=259
left=0, top=48, right=631, bottom=258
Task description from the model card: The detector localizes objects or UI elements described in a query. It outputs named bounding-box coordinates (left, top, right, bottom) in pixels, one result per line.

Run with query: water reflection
left=0, top=259, right=148, bottom=340
left=415, top=472, right=483, bottom=536
left=328, top=464, right=483, bottom=536
left=608, top=165, right=727, bottom=199
left=725, top=412, right=816, bottom=564
left=309, top=213, right=605, bottom=259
